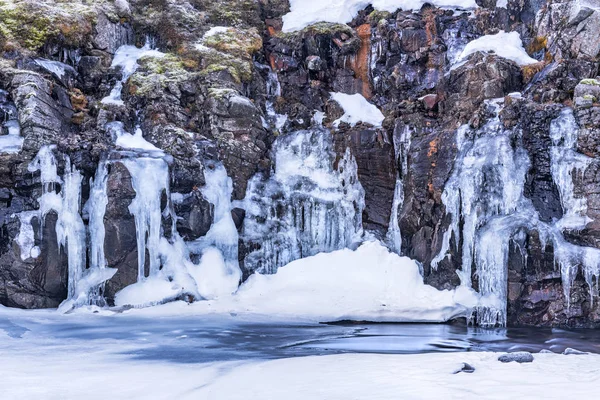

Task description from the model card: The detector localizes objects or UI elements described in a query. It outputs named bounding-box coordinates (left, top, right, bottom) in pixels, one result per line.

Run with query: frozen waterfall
left=25, top=146, right=117, bottom=309
left=241, top=127, right=365, bottom=274
left=386, top=125, right=411, bottom=254
left=432, top=101, right=600, bottom=326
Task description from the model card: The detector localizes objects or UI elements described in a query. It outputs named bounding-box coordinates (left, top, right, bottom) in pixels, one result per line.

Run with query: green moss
left=279, top=22, right=354, bottom=42
left=203, top=27, right=262, bottom=60
left=195, top=28, right=259, bottom=83
left=583, top=94, right=596, bottom=101
left=368, top=10, right=391, bottom=23
left=193, top=0, right=263, bottom=27
left=0, top=0, right=102, bottom=51
left=129, top=54, right=195, bottom=96
left=580, top=78, right=600, bottom=86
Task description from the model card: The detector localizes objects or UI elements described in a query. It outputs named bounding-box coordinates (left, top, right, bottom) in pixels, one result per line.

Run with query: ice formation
left=15, top=211, right=39, bottom=261
left=102, top=43, right=164, bottom=105
left=0, top=89, right=23, bottom=154
left=241, top=127, right=365, bottom=274
left=55, top=161, right=87, bottom=300
left=34, top=58, right=77, bottom=80
left=432, top=101, right=600, bottom=326
left=386, top=126, right=411, bottom=254
left=188, top=162, right=242, bottom=299
left=120, top=156, right=170, bottom=280
left=25, top=146, right=117, bottom=309
left=282, top=0, right=478, bottom=32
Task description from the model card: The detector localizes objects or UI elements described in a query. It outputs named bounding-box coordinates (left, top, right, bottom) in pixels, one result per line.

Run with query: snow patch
left=457, top=31, right=538, bottom=66
left=115, top=276, right=183, bottom=307
left=330, top=92, right=384, bottom=128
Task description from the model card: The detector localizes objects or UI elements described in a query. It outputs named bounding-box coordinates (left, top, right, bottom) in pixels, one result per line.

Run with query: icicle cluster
left=432, top=101, right=600, bottom=326
left=241, top=128, right=365, bottom=274
left=20, top=146, right=117, bottom=309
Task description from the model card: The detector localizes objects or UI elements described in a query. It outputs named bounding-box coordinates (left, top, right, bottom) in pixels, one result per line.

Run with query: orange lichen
left=349, top=24, right=373, bottom=99
left=521, top=62, right=545, bottom=83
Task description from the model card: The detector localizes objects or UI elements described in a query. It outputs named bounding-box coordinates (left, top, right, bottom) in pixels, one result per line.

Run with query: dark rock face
left=0, top=0, right=599, bottom=328
left=498, top=352, right=534, bottom=363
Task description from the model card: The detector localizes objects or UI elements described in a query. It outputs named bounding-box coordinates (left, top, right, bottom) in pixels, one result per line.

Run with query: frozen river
left=2, top=308, right=599, bottom=364
left=2, top=307, right=600, bottom=399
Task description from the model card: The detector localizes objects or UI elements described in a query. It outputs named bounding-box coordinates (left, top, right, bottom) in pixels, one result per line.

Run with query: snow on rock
left=457, top=31, right=538, bottom=66
left=330, top=92, right=384, bottom=128
left=282, top=0, right=478, bottom=32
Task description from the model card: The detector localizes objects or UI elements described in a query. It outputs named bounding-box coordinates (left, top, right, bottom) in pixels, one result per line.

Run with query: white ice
left=282, top=0, right=478, bottom=32
left=107, top=122, right=161, bottom=152
left=120, top=157, right=170, bottom=280
left=33, top=58, right=77, bottom=80
left=15, top=211, right=39, bottom=260
left=241, top=128, right=365, bottom=274
left=189, top=163, right=242, bottom=300
left=55, top=161, right=87, bottom=300
left=386, top=125, right=411, bottom=254
left=0, top=120, right=23, bottom=154
left=330, top=92, right=384, bottom=128
left=457, top=31, right=538, bottom=66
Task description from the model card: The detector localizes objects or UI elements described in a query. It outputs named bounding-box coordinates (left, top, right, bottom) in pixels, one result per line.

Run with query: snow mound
left=457, top=31, right=538, bottom=66
left=330, top=92, right=385, bottom=128
left=146, top=241, right=481, bottom=322
left=282, top=0, right=478, bottom=32
left=114, top=276, right=184, bottom=307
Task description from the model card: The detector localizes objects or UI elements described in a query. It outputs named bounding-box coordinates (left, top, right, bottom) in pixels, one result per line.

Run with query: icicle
left=120, top=157, right=170, bottom=280
left=432, top=104, right=600, bottom=326
left=0, top=89, right=23, bottom=154
left=264, top=69, right=287, bottom=130
left=15, top=211, right=40, bottom=260
left=55, top=159, right=86, bottom=299
left=386, top=126, right=411, bottom=254
left=550, top=108, right=593, bottom=230
left=27, top=145, right=62, bottom=229
left=188, top=162, right=242, bottom=299
left=241, top=128, right=365, bottom=274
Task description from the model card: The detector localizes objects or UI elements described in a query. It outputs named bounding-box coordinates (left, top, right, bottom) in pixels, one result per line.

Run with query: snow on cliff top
left=282, top=0, right=478, bottom=32
left=457, top=31, right=538, bottom=66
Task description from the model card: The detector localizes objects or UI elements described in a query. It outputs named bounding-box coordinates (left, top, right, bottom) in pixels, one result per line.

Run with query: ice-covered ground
left=1, top=307, right=599, bottom=400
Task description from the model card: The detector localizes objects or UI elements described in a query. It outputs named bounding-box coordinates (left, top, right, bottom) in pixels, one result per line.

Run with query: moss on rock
left=202, top=27, right=262, bottom=60
left=0, top=0, right=105, bottom=51
left=129, top=53, right=196, bottom=96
